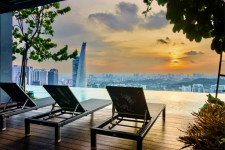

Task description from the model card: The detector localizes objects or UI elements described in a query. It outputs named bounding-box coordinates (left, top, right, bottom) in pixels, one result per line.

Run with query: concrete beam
left=0, top=12, right=12, bottom=103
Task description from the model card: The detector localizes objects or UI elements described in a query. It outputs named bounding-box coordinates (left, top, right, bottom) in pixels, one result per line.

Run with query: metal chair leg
left=91, top=129, right=97, bottom=150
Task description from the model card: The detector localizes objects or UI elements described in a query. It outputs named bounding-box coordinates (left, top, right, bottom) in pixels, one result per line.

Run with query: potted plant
left=178, top=94, right=225, bottom=150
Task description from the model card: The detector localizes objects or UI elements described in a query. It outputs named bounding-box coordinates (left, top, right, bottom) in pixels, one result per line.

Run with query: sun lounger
left=91, top=86, right=166, bottom=150
left=25, top=85, right=112, bottom=143
left=0, top=83, right=55, bottom=131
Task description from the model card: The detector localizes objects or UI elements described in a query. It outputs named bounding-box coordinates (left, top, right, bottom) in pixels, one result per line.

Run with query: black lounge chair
left=25, top=85, right=112, bottom=143
left=0, top=83, right=55, bottom=131
left=91, top=86, right=166, bottom=150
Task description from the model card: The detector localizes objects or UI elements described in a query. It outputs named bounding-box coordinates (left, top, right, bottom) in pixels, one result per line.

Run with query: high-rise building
left=48, top=69, right=58, bottom=85
left=32, top=81, right=43, bottom=86
left=72, top=42, right=87, bottom=87
left=12, top=65, right=33, bottom=85
left=12, top=65, right=21, bottom=85
left=72, top=57, right=80, bottom=87
left=182, top=85, right=192, bottom=92
left=210, top=85, right=225, bottom=93
left=192, top=84, right=204, bottom=93
left=26, top=66, right=33, bottom=85
left=33, top=68, right=47, bottom=85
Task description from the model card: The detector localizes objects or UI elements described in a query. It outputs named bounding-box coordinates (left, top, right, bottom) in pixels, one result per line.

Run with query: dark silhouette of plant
left=143, top=0, right=224, bottom=54
left=12, top=2, right=78, bottom=91
left=178, top=94, right=225, bottom=149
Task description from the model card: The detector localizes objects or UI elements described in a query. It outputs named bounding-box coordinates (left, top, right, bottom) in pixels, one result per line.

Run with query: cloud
left=157, top=39, right=169, bottom=44
left=163, top=59, right=170, bottom=62
left=185, top=51, right=197, bottom=55
left=173, top=60, right=179, bottom=63
left=157, top=37, right=171, bottom=44
left=139, top=10, right=169, bottom=29
left=190, top=60, right=196, bottom=63
left=184, top=51, right=204, bottom=55
left=88, top=2, right=168, bottom=31
left=173, top=42, right=185, bottom=46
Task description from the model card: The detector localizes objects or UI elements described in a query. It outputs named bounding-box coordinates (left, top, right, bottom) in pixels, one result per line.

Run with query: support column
left=0, top=12, right=12, bottom=103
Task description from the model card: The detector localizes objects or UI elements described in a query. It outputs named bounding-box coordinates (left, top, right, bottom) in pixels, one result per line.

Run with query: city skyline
left=12, top=0, right=223, bottom=75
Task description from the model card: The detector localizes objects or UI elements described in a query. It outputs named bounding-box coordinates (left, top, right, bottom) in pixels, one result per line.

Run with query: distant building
left=193, top=73, right=202, bottom=79
left=12, top=65, right=21, bottom=85
left=33, top=68, right=47, bottom=85
left=72, top=57, right=79, bottom=86
left=192, top=84, right=204, bottom=93
left=48, top=69, right=58, bottom=85
left=26, top=66, right=33, bottom=85
left=32, top=80, right=43, bottom=86
left=72, top=42, right=87, bottom=87
left=182, top=85, right=192, bottom=92
left=210, top=85, right=225, bottom=93
left=134, top=73, right=139, bottom=79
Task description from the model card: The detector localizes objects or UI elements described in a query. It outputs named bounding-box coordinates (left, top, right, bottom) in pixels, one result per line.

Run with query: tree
left=143, top=0, right=224, bottom=54
left=12, top=2, right=78, bottom=91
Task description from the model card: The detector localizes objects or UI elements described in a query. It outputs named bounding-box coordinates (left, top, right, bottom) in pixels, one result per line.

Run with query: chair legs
left=25, top=119, right=30, bottom=136
left=163, top=107, right=166, bottom=120
left=91, top=129, right=97, bottom=150
left=137, top=138, right=143, bottom=150
left=0, top=116, right=6, bottom=131
left=55, top=126, right=61, bottom=143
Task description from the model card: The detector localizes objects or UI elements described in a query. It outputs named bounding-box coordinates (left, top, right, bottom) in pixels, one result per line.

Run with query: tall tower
left=12, top=65, right=21, bottom=85
left=72, top=57, right=80, bottom=87
left=48, top=68, right=58, bottom=85
left=72, top=42, right=87, bottom=87
left=26, top=66, right=33, bottom=85
left=33, top=68, right=47, bottom=85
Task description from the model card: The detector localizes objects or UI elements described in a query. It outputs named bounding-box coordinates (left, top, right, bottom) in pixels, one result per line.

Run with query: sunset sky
left=13, top=0, right=223, bottom=75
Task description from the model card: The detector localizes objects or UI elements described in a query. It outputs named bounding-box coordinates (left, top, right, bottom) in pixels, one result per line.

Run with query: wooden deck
left=0, top=104, right=194, bottom=150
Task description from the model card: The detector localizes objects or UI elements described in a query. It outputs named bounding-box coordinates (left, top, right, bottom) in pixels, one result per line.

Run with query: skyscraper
left=12, top=65, right=21, bottom=85
left=48, top=69, right=58, bottom=85
left=72, top=42, right=87, bottom=87
left=72, top=57, right=80, bottom=87
left=33, top=68, right=48, bottom=85
left=26, top=66, right=33, bottom=85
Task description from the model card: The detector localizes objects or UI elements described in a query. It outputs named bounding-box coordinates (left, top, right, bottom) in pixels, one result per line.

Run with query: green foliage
left=25, top=91, right=37, bottom=99
left=12, top=2, right=77, bottom=62
left=178, top=95, right=225, bottom=149
left=143, top=0, right=224, bottom=54
left=91, top=84, right=98, bottom=88
left=13, top=2, right=77, bottom=91
left=207, top=93, right=224, bottom=107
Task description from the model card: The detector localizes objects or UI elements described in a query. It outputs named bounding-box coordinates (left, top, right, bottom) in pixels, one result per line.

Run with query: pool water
left=26, top=85, right=225, bottom=115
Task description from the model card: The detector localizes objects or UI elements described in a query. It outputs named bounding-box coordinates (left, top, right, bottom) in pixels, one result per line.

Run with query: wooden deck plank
left=0, top=107, right=194, bottom=150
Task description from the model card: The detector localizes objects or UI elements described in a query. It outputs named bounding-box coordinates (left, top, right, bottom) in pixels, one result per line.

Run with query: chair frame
left=91, top=103, right=166, bottom=150
left=25, top=99, right=111, bottom=143
left=0, top=97, right=55, bottom=131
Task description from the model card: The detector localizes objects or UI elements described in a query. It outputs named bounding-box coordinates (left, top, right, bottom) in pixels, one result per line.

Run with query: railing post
left=215, top=53, right=223, bottom=98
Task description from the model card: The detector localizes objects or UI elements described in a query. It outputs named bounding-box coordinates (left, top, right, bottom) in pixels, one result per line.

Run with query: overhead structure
left=0, top=0, right=64, bottom=14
